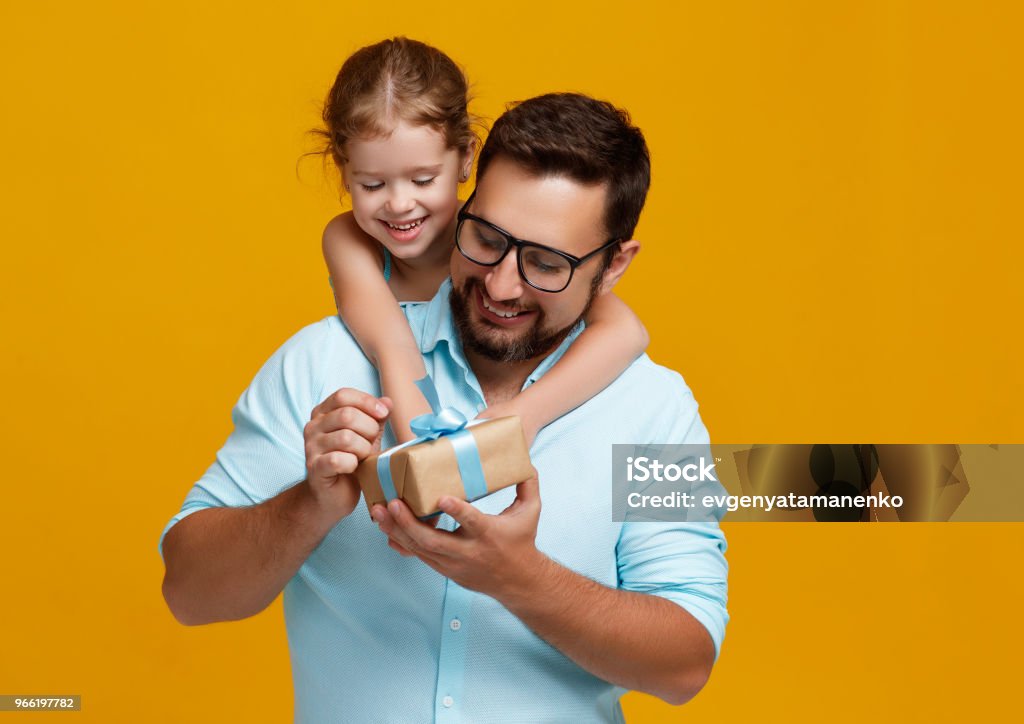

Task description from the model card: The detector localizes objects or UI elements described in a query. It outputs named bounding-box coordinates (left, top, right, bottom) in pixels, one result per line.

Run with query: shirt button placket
left=436, top=581, right=471, bottom=722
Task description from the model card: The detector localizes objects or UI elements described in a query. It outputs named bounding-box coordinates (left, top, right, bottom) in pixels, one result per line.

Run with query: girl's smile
left=379, top=215, right=429, bottom=243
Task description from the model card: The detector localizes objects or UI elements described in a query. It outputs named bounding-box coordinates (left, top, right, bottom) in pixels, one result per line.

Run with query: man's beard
left=450, top=277, right=598, bottom=364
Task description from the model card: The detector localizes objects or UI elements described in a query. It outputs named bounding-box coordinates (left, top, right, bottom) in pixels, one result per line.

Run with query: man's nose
left=385, top=186, right=417, bottom=215
left=484, top=250, right=524, bottom=302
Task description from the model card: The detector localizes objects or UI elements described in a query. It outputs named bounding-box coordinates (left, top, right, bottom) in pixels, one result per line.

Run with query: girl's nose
left=386, top=187, right=417, bottom=215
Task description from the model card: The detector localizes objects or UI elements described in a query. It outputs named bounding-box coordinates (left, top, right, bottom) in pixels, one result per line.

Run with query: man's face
left=450, top=157, right=611, bottom=363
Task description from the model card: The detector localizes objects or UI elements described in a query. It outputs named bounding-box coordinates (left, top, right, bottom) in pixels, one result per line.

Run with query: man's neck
left=465, top=350, right=539, bottom=406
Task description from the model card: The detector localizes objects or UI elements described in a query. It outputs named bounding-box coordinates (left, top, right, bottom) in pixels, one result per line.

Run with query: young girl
left=314, top=37, right=648, bottom=446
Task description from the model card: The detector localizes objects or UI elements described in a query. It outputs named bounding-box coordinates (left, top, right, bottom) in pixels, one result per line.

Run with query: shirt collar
left=419, top=278, right=457, bottom=356
left=419, top=278, right=585, bottom=390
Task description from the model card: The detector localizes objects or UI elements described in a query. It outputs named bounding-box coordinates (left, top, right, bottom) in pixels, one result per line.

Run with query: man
left=160, top=93, right=728, bottom=723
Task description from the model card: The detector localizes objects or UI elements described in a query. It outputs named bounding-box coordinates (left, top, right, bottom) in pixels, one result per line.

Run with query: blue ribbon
left=375, top=377, right=488, bottom=509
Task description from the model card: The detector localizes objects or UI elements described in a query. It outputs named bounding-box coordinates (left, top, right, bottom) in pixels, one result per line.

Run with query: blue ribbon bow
left=375, top=377, right=488, bottom=511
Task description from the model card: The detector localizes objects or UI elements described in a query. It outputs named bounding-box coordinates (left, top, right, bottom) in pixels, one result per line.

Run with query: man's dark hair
left=476, top=93, right=651, bottom=270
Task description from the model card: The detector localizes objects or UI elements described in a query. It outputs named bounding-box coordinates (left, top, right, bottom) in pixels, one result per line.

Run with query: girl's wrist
left=478, top=402, right=540, bottom=447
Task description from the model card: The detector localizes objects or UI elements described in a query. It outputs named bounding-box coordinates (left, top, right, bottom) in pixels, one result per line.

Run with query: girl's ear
left=459, top=139, right=477, bottom=182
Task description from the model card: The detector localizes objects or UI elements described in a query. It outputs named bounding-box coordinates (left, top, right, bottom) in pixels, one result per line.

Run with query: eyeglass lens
left=458, top=218, right=572, bottom=292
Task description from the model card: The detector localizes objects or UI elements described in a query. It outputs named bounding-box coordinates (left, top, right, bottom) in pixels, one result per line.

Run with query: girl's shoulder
left=322, top=212, right=385, bottom=270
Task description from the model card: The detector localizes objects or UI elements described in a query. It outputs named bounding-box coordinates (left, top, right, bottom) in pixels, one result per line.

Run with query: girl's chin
left=380, top=239, right=430, bottom=260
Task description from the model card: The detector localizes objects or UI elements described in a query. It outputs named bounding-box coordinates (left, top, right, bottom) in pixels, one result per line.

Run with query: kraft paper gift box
left=355, top=414, right=533, bottom=519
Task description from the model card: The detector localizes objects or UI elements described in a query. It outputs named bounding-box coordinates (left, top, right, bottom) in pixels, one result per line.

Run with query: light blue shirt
left=160, top=280, right=728, bottom=723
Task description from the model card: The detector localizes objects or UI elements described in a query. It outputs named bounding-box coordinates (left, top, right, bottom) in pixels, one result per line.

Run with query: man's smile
left=476, top=287, right=535, bottom=327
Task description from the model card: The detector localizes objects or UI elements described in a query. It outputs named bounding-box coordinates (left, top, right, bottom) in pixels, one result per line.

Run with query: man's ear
left=598, top=240, right=640, bottom=294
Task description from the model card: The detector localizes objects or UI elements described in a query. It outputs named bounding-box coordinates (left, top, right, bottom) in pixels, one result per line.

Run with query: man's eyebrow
left=349, top=164, right=444, bottom=177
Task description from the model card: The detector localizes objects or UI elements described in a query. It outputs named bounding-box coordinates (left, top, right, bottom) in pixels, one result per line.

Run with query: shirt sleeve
left=157, top=319, right=336, bottom=557
left=614, top=368, right=730, bottom=659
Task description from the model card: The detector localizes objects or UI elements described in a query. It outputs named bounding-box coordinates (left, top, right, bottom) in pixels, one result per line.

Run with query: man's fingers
left=439, top=497, right=486, bottom=536
left=372, top=504, right=415, bottom=552
left=311, top=405, right=383, bottom=440
left=311, top=387, right=389, bottom=421
left=305, top=426, right=376, bottom=474
left=309, top=450, right=359, bottom=479
left=305, top=394, right=392, bottom=471
left=506, top=474, right=541, bottom=516
left=387, top=538, right=415, bottom=557
left=385, top=500, right=455, bottom=557
left=315, top=429, right=374, bottom=460
left=370, top=504, right=390, bottom=525
left=379, top=501, right=422, bottom=552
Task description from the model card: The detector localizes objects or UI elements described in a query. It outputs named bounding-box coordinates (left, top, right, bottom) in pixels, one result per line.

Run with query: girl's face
left=343, top=122, right=470, bottom=261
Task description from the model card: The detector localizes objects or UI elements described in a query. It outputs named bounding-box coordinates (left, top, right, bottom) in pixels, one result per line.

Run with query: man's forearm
left=498, top=552, right=716, bottom=706
left=161, top=481, right=338, bottom=626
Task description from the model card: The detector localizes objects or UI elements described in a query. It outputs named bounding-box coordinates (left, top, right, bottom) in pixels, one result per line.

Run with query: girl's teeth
left=385, top=218, right=424, bottom=231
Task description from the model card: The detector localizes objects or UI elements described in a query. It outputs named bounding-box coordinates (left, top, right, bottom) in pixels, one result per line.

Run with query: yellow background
left=2, top=1, right=1021, bottom=721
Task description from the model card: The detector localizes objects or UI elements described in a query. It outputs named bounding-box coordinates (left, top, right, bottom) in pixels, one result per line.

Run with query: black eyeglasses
left=455, top=192, right=621, bottom=293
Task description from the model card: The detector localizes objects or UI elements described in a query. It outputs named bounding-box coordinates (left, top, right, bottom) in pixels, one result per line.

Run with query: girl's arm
left=323, top=213, right=431, bottom=443
left=479, top=292, right=648, bottom=446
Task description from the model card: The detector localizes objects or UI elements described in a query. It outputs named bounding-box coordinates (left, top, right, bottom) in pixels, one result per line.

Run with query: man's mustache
left=463, top=277, right=533, bottom=315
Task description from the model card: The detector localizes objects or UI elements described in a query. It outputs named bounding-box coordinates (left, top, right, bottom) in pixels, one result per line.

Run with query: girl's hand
left=477, top=401, right=540, bottom=449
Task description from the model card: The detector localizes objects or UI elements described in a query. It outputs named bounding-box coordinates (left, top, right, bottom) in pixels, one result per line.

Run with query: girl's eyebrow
left=349, top=164, right=444, bottom=177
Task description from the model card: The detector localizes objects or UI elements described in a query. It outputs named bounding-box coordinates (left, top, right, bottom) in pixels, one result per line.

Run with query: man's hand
left=372, top=469, right=715, bottom=704
left=371, top=473, right=543, bottom=599
left=304, top=388, right=391, bottom=522
left=161, top=387, right=392, bottom=626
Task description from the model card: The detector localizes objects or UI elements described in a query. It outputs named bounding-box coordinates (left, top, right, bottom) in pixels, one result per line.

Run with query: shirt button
left=442, top=696, right=454, bottom=708
left=449, top=618, right=462, bottom=631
